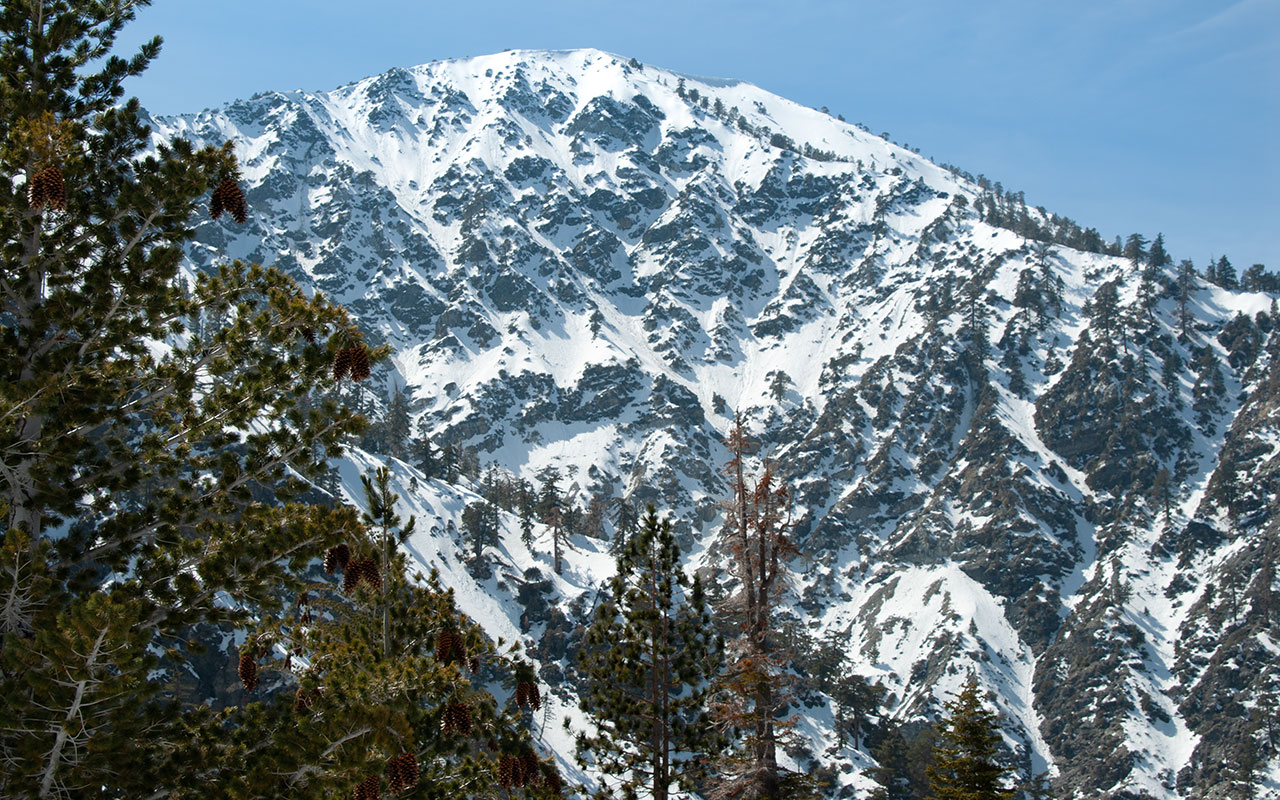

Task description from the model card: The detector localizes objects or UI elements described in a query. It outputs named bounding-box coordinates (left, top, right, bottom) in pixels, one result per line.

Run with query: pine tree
left=384, top=382, right=412, bottom=461
left=0, top=3, right=372, bottom=795
left=925, top=676, right=1015, bottom=800
left=219, top=467, right=560, bottom=797
left=462, top=497, right=501, bottom=566
left=574, top=505, right=723, bottom=800
left=869, top=726, right=914, bottom=800
left=612, top=495, right=640, bottom=554
left=708, top=415, right=807, bottom=800
left=1217, top=256, right=1239, bottom=290
left=414, top=416, right=439, bottom=478
left=1176, top=259, right=1197, bottom=340
left=1122, top=232, right=1148, bottom=270
left=1085, top=280, right=1122, bottom=344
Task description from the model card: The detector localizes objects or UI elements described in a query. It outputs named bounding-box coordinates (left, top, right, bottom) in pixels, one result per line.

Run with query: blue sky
left=117, top=0, right=1278, bottom=269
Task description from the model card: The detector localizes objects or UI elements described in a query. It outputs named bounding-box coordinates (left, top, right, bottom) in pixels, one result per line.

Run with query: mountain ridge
left=151, top=48, right=1280, bottom=799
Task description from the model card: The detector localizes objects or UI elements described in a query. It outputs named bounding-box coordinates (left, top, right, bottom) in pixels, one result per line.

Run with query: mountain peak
left=153, top=51, right=1280, bottom=800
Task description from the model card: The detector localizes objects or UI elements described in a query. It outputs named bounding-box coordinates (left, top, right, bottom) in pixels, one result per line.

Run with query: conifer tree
left=384, top=382, right=412, bottom=461
left=0, top=2, right=373, bottom=795
left=612, top=495, right=640, bottom=554
left=708, top=415, right=807, bottom=800
left=869, top=726, right=914, bottom=800
left=925, top=675, right=1015, bottom=800
left=574, top=505, right=722, bottom=800
left=220, top=467, right=560, bottom=798
left=1176, top=259, right=1197, bottom=339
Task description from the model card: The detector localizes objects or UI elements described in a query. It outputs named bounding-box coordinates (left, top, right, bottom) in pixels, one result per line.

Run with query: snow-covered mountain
left=152, top=49, right=1280, bottom=799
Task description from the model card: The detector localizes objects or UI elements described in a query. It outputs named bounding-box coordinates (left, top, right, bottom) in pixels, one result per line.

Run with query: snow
left=150, top=46, right=1280, bottom=799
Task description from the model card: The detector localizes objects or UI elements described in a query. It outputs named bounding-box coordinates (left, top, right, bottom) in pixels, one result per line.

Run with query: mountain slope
left=153, top=49, right=1280, bottom=799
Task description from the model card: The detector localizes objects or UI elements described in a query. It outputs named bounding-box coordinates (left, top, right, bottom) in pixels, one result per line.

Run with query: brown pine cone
left=441, top=701, right=473, bottom=735
left=353, top=773, right=379, bottom=800
left=332, top=348, right=354, bottom=381
left=391, top=753, right=418, bottom=792
left=324, top=543, right=351, bottom=574
left=517, top=752, right=540, bottom=787
left=468, top=655, right=481, bottom=674
left=213, top=177, right=247, bottom=223
left=27, top=169, right=48, bottom=209
left=435, top=630, right=460, bottom=664
left=209, top=180, right=225, bottom=219
left=238, top=653, right=258, bottom=692
left=300, top=326, right=316, bottom=344
left=515, top=681, right=540, bottom=711
left=357, top=558, right=381, bottom=591
left=342, top=563, right=362, bottom=593
left=496, top=755, right=517, bottom=788
left=543, top=767, right=565, bottom=796
left=28, top=166, right=64, bottom=211
left=349, top=345, right=371, bottom=381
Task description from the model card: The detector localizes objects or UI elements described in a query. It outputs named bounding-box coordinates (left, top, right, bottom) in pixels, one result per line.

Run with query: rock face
left=155, top=49, right=1280, bottom=799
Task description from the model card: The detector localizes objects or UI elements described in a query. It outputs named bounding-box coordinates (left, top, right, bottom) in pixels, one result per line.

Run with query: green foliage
left=0, top=2, right=392, bottom=795
left=925, top=676, right=1015, bottom=800
left=574, top=505, right=722, bottom=800
left=207, top=468, right=556, bottom=799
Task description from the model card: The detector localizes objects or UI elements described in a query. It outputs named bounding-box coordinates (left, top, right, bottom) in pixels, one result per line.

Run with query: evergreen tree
left=708, top=415, right=807, bottom=800
left=461, top=497, right=501, bottom=566
left=413, top=416, right=439, bottom=478
left=574, top=505, right=722, bottom=800
left=1147, top=232, right=1170, bottom=272
left=223, top=467, right=561, bottom=798
left=1085, top=280, right=1122, bottom=343
left=384, top=382, right=412, bottom=461
left=1176, top=259, right=1197, bottom=339
left=1122, top=232, right=1148, bottom=269
left=0, top=3, right=373, bottom=794
left=1217, top=256, right=1238, bottom=290
left=869, top=726, right=914, bottom=800
left=925, top=675, right=1015, bottom=800
left=768, top=370, right=791, bottom=404
left=1020, top=771, right=1052, bottom=800
left=612, top=495, right=640, bottom=554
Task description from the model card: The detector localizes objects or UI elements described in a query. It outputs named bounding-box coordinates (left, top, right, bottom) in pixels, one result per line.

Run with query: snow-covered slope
left=154, top=49, right=1280, bottom=800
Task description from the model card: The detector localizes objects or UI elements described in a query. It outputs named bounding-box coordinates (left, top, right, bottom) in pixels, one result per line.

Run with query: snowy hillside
left=153, top=49, right=1280, bottom=800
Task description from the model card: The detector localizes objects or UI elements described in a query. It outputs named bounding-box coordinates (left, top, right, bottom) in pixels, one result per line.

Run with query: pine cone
left=300, top=326, right=316, bottom=344
left=442, top=701, right=473, bottom=735
left=28, top=166, right=64, bottom=211
left=349, top=345, right=371, bottom=381
left=343, top=563, right=362, bottom=593
left=543, top=767, right=565, bottom=796
left=389, top=753, right=418, bottom=793
left=238, top=653, right=258, bottom=692
left=468, top=655, right=481, bottom=674
left=209, top=181, right=224, bottom=219
left=324, top=543, right=351, bottom=574
left=496, top=755, right=517, bottom=788
left=332, top=348, right=353, bottom=381
left=353, top=773, right=379, bottom=800
left=357, top=558, right=381, bottom=591
left=517, top=752, right=540, bottom=787
left=435, top=630, right=464, bottom=664
left=515, top=680, right=540, bottom=711
left=212, top=177, right=247, bottom=223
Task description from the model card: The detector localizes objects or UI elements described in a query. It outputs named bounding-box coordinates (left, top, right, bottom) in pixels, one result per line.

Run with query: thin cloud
left=1163, top=0, right=1277, bottom=43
